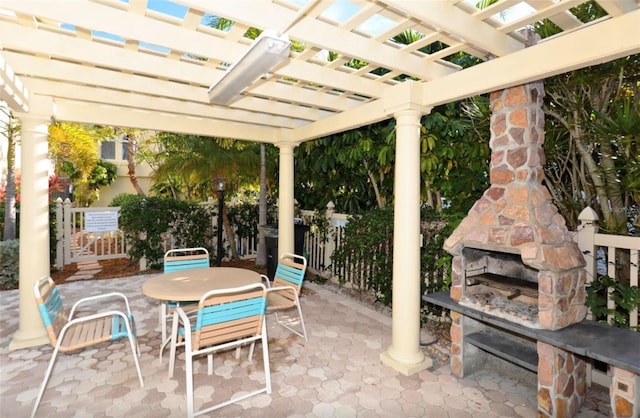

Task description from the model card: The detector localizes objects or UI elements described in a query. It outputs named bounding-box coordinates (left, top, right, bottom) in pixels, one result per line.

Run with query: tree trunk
left=256, top=143, right=267, bottom=266
left=364, top=160, right=385, bottom=209
left=126, top=131, right=145, bottom=195
left=546, top=78, right=628, bottom=233
left=3, top=115, right=17, bottom=240
left=222, top=202, right=239, bottom=260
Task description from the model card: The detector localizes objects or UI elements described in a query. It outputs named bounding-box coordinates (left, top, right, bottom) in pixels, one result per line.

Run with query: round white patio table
left=142, top=267, right=263, bottom=376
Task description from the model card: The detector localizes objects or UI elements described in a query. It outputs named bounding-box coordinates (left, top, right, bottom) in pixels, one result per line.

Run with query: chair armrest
left=65, top=310, right=129, bottom=326
left=176, top=307, right=192, bottom=326
left=175, top=307, right=195, bottom=339
left=70, top=292, right=132, bottom=319
left=260, top=274, right=271, bottom=288
left=267, top=285, right=298, bottom=298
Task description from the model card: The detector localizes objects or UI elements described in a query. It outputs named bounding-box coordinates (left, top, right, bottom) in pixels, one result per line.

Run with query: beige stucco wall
left=94, top=160, right=153, bottom=206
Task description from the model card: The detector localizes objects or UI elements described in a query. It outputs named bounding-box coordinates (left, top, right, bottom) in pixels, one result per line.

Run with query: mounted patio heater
left=208, top=30, right=291, bottom=105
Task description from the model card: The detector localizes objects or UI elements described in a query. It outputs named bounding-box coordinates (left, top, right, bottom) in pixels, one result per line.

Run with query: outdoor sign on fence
left=85, top=211, right=119, bottom=232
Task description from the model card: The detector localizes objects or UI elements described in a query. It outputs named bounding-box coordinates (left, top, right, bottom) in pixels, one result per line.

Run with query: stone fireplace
left=443, top=81, right=589, bottom=417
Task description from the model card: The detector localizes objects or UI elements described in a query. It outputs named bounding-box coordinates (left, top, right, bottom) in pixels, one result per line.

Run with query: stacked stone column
left=537, top=342, right=587, bottom=417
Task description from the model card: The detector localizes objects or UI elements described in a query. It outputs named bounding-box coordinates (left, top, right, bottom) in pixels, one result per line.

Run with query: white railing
left=576, top=207, right=639, bottom=329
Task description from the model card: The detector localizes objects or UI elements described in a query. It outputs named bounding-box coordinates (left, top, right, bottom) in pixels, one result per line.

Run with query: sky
left=65, top=0, right=533, bottom=48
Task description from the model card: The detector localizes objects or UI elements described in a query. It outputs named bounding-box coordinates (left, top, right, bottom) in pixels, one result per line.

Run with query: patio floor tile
left=0, top=274, right=607, bottom=417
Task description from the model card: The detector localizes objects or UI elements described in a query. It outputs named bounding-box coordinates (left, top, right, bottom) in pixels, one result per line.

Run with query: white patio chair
left=31, top=276, right=144, bottom=418
left=158, top=247, right=209, bottom=359
left=261, top=252, right=308, bottom=342
left=172, top=283, right=271, bottom=417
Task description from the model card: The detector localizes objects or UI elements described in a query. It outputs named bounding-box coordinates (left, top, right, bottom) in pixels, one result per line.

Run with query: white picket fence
left=299, top=202, right=350, bottom=279
left=55, top=198, right=255, bottom=267
left=55, top=197, right=639, bottom=330
left=55, top=198, right=127, bottom=267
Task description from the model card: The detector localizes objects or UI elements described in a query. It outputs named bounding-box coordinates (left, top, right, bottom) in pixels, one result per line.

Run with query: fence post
left=55, top=198, right=64, bottom=268
left=576, top=206, right=599, bottom=286
left=324, top=201, right=335, bottom=272
left=63, top=198, right=72, bottom=266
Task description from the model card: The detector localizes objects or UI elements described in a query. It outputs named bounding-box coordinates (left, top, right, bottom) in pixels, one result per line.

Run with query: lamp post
left=216, top=178, right=225, bottom=267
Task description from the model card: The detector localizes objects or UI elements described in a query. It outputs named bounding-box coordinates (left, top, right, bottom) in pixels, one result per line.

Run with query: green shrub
left=111, top=194, right=214, bottom=267
left=227, top=202, right=259, bottom=240
left=331, top=206, right=394, bottom=304
left=0, top=239, right=19, bottom=289
left=330, top=206, right=463, bottom=321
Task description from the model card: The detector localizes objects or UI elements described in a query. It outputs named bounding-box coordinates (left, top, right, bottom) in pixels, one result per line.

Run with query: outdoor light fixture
left=216, top=177, right=226, bottom=267
left=207, top=30, right=291, bottom=105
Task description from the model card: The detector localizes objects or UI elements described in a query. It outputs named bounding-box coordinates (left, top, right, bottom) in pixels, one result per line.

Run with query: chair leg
left=31, top=344, right=62, bottom=418
left=124, top=319, right=145, bottom=388
left=262, top=325, right=272, bottom=394
left=273, top=301, right=308, bottom=342
left=185, top=351, right=194, bottom=418
left=295, top=302, right=308, bottom=342
left=159, top=337, right=171, bottom=362
left=168, top=310, right=182, bottom=378
left=160, top=302, right=168, bottom=342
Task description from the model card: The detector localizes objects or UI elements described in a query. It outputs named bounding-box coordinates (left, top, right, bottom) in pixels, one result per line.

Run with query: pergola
left=1, top=0, right=639, bottom=375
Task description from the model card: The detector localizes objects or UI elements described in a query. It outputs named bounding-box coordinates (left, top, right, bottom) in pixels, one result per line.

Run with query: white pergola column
left=276, top=141, right=295, bottom=256
left=380, top=83, right=432, bottom=375
left=10, top=97, right=54, bottom=350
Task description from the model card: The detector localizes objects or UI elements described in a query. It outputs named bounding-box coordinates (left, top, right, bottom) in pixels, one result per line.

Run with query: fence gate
left=55, top=198, right=128, bottom=267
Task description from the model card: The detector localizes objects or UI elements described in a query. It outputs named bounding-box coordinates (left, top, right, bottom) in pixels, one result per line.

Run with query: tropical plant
left=330, top=205, right=457, bottom=318
left=586, top=275, right=640, bottom=330
left=48, top=122, right=115, bottom=206
left=48, top=122, right=99, bottom=182
left=0, top=239, right=19, bottom=289
left=543, top=55, right=640, bottom=233
left=0, top=104, right=18, bottom=240
left=421, top=101, right=490, bottom=213
left=331, top=207, right=394, bottom=303
left=295, top=121, right=396, bottom=213
left=137, top=132, right=264, bottom=260
left=62, top=159, right=117, bottom=206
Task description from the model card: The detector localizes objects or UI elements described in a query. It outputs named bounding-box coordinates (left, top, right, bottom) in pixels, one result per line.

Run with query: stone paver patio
left=0, top=274, right=607, bottom=417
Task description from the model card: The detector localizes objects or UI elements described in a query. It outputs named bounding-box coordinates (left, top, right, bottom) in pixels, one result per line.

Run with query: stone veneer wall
left=444, top=81, right=586, bottom=331
left=537, top=342, right=586, bottom=417
left=445, top=82, right=591, bottom=417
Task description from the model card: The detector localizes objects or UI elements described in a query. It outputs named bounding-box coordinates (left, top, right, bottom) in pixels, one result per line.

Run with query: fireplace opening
left=461, top=247, right=542, bottom=328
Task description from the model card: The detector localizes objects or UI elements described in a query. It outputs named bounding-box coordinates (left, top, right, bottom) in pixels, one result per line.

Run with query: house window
left=100, top=140, right=116, bottom=160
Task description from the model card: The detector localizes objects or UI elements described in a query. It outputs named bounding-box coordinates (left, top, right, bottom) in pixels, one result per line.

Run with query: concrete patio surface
left=1, top=273, right=607, bottom=417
